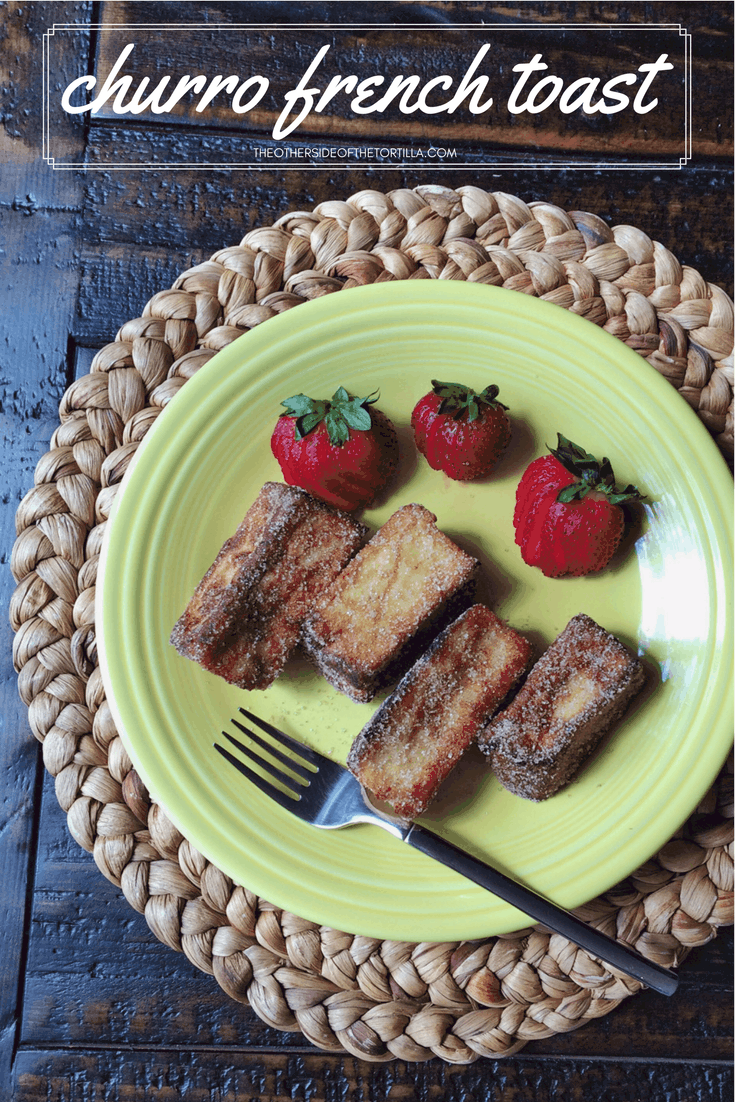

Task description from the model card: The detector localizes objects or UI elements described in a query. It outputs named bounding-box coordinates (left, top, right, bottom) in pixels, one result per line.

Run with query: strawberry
left=270, top=386, right=399, bottom=512
left=514, top=434, right=644, bottom=577
left=411, top=380, right=511, bottom=480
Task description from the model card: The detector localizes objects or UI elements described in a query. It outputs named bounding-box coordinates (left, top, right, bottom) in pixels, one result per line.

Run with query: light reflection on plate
left=635, top=497, right=717, bottom=685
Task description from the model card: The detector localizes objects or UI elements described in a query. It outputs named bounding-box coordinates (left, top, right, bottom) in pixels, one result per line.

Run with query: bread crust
left=479, top=613, right=645, bottom=801
left=302, top=504, right=479, bottom=702
left=170, top=482, right=367, bottom=689
left=347, top=604, right=533, bottom=817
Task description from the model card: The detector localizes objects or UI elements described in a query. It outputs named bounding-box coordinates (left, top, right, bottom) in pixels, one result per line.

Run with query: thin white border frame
left=42, top=22, right=693, bottom=171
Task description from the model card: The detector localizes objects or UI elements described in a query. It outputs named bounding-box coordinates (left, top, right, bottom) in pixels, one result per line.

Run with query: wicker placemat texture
left=10, top=187, right=734, bottom=1063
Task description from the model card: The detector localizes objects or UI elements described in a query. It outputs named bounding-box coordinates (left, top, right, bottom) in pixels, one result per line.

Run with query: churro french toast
left=170, top=482, right=367, bottom=690
left=302, top=503, right=479, bottom=703
left=347, top=604, right=533, bottom=818
left=479, top=613, right=645, bottom=801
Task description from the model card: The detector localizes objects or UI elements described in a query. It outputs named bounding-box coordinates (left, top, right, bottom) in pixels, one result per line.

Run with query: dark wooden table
left=2, top=3, right=733, bottom=1099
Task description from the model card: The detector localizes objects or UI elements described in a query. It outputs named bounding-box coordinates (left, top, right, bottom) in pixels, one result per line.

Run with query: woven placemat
left=10, top=186, right=734, bottom=1063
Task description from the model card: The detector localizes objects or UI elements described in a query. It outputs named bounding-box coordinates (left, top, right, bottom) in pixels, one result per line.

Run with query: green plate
left=97, top=281, right=733, bottom=942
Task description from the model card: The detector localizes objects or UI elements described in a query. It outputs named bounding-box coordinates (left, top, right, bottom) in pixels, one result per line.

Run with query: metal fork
left=215, top=708, right=678, bottom=996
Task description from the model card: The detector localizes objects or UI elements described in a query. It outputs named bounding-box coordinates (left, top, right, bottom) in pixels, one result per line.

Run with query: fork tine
left=238, top=707, right=322, bottom=766
left=214, top=743, right=301, bottom=810
left=221, top=730, right=308, bottom=792
left=229, top=719, right=313, bottom=782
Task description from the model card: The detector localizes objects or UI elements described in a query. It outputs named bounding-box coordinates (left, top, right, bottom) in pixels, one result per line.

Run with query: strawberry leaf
left=433, top=381, right=468, bottom=401
left=608, top=484, right=646, bottom=505
left=342, top=407, right=372, bottom=431
left=557, top=482, right=589, bottom=503
left=279, top=388, right=378, bottom=445
left=325, top=408, right=349, bottom=445
left=549, top=433, right=646, bottom=504
left=431, top=379, right=509, bottom=419
left=294, top=409, right=327, bottom=440
left=282, top=393, right=321, bottom=418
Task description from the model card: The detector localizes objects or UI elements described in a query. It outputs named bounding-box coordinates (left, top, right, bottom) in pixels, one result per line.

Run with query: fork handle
left=404, top=823, right=678, bottom=996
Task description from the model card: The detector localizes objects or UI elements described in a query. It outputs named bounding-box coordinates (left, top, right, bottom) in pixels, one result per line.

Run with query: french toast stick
left=302, top=503, right=479, bottom=702
left=479, top=613, right=645, bottom=801
left=170, top=482, right=367, bottom=689
left=348, top=604, right=533, bottom=818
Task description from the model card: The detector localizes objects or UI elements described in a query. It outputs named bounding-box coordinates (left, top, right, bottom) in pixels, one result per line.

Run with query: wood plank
left=74, top=242, right=211, bottom=346
left=11, top=1047, right=734, bottom=1102
left=3, top=0, right=92, bottom=202
left=72, top=118, right=727, bottom=172
left=70, top=141, right=733, bottom=317
left=0, top=209, right=81, bottom=1090
left=22, top=774, right=301, bottom=1051
left=82, top=2, right=732, bottom=163
left=0, top=1, right=92, bottom=1084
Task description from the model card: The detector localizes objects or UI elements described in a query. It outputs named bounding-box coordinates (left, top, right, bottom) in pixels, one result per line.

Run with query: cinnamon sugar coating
left=170, top=482, right=367, bottom=689
left=302, top=504, right=479, bottom=703
left=347, top=604, right=532, bottom=817
left=479, top=613, right=645, bottom=801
